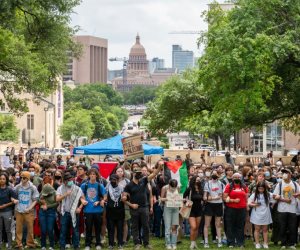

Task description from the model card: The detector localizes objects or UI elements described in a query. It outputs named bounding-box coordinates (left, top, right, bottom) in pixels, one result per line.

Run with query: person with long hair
left=183, top=175, right=203, bottom=249
left=248, top=181, right=273, bottom=249
left=160, top=179, right=180, bottom=250
left=0, top=172, right=16, bottom=250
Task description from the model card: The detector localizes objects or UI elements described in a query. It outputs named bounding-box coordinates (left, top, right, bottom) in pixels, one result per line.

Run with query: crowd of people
left=0, top=151, right=300, bottom=250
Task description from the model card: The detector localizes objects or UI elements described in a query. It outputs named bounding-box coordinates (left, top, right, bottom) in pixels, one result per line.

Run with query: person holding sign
left=160, top=179, right=181, bottom=250
left=122, top=160, right=164, bottom=250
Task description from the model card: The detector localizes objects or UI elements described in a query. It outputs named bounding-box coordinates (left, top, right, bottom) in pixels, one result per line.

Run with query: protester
left=273, top=168, right=300, bottom=249
left=13, top=171, right=39, bottom=249
left=184, top=175, right=203, bottom=249
left=39, top=183, right=57, bottom=250
left=122, top=160, right=164, bottom=250
left=81, top=168, right=106, bottom=250
left=223, top=172, right=248, bottom=248
left=203, top=169, right=224, bottom=248
left=106, top=174, right=125, bottom=249
left=161, top=179, right=180, bottom=250
left=56, top=172, right=87, bottom=250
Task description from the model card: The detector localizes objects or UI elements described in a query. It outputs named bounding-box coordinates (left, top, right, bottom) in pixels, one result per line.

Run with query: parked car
left=216, top=150, right=227, bottom=156
left=287, top=149, right=299, bottom=156
left=52, top=148, right=70, bottom=156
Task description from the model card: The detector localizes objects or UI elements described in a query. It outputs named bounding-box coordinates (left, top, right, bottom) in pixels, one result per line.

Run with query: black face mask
left=211, top=175, right=218, bottom=180
left=233, top=179, right=241, bottom=184
left=111, top=181, right=118, bottom=188
left=135, top=173, right=142, bottom=179
left=55, top=176, right=61, bottom=180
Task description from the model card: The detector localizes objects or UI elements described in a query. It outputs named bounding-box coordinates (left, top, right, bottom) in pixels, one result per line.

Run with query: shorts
left=204, top=203, right=223, bottom=217
left=189, top=205, right=202, bottom=218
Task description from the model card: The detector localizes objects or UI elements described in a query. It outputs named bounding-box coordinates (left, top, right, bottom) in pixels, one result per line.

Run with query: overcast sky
left=71, top=0, right=218, bottom=70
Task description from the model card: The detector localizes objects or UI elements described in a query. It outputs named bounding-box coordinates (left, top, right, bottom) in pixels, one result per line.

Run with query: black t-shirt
left=0, top=187, right=17, bottom=212
left=106, top=192, right=125, bottom=220
left=124, top=177, right=149, bottom=207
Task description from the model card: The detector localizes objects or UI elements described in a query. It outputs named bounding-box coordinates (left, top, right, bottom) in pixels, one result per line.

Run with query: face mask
left=67, top=180, right=73, bottom=187
left=205, top=172, right=211, bottom=177
left=55, top=176, right=62, bottom=180
left=211, top=175, right=218, bottom=180
left=233, top=179, right=241, bottom=184
left=111, top=181, right=118, bottom=188
left=135, top=173, right=142, bottom=179
left=282, top=173, right=288, bottom=180
left=265, top=172, right=270, bottom=178
left=30, top=172, right=35, bottom=177
left=198, top=173, right=204, bottom=178
left=277, top=178, right=282, bottom=183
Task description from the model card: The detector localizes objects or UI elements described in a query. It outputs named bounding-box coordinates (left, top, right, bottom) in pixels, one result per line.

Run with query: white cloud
left=71, top=0, right=214, bottom=70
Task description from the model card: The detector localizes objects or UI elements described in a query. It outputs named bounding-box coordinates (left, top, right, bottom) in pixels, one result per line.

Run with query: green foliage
left=122, top=85, right=157, bottom=105
left=0, top=114, right=19, bottom=141
left=0, top=0, right=81, bottom=115
left=198, top=0, right=300, bottom=130
left=62, top=83, right=128, bottom=140
left=59, top=109, right=95, bottom=140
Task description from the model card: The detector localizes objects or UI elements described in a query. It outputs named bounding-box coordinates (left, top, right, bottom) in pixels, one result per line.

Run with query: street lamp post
left=44, top=107, right=49, bottom=148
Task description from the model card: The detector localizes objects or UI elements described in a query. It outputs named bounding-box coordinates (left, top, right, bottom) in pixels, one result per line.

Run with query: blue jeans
left=39, top=208, right=56, bottom=248
left=153, top=203, right=164, bottom=237
left=59, top=212, right=80, bottom=248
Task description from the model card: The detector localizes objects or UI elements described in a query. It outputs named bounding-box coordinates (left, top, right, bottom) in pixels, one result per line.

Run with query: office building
left=63, top=35, right=108, bottom=84
left=149, top=57, right=165, bottom=73
left=172, top=45, right=194, bottom=72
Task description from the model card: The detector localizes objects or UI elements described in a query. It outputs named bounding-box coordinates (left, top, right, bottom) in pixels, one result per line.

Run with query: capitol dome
left=129, top=34, right=146, bottom=56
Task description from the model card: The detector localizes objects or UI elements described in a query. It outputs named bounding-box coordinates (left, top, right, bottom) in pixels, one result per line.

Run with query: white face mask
left=282, top=173, right=288, bottom=180
left=205, top=172, right=211, bottom=177
left=198, top=173, right=204, bottom=178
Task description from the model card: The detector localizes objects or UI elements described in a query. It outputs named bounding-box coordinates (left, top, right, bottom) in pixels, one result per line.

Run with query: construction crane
left=109, top=57, right=128, bottom=85
left=169, top=31, right=201, bottom=34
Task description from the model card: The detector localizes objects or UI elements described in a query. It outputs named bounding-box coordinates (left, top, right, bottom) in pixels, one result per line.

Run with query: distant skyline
left=71, top=0, right=220, bottom=70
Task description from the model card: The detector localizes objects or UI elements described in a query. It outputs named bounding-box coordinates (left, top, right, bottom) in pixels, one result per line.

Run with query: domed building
left=127, top=34, right=149, bottom=76
left=111, top=34, right=178, bottom=92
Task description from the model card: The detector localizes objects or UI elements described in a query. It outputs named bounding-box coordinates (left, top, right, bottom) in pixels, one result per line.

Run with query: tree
left=90, top=106, right=113, bottom=139
left=0, top=0, right=81, bottom=115
left=122, top=85, right=157, bottom=105
left=197, top=0, right=300, bottom=130
left=59, top=109, right=95, bottom=140
left=0, top=114, right=19, bottom=141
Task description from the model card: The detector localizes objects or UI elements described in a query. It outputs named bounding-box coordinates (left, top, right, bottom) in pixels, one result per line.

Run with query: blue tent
left=73, top=134, right=164, bottom=156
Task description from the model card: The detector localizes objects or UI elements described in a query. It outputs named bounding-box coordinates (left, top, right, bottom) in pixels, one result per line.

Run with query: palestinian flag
left=165, top=160, right=188, bottom=193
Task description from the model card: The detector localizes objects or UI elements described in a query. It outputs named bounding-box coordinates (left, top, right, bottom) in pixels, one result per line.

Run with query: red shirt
left=224, top=183, right=248, bottom=209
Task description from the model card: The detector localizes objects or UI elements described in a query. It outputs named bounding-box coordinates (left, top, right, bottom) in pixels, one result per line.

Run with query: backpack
left=83, top=181, right=104, bottom=200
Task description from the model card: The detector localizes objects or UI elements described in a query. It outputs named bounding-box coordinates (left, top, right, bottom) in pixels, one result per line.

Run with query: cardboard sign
left=122, top=135, right=144, bottom=160
left=166, top=192, right=183, bottom=208
left=0, top=156, right=11, bottom=169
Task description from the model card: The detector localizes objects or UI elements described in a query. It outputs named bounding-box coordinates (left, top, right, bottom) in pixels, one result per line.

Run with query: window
left=0, top=103, right=5, bottom=111
left=27, top=114, right=34, bottom=130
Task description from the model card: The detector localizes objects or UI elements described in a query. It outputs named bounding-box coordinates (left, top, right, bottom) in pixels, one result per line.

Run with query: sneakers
left=96, top=246, right=102, bottom=250
left=108, top=246, right=113, bottom=250
left=263, top=244, right=269, bottom=249
left=218, top=243, right=223, bottom=248
left=65, top=245, right=71, bottom=249
left=281, top=247, right=286, bottom=249
left=41, top=247, right=46, bottom=250
left=166, top=245, right=172, bottom=250
left=256, top=244, right=261, bottom=249
left=289, top=246, right=296, bottom=250
left=204, top=243, right=210, bottom=248
left=172, top=246, right=177, bottom=250
left=144, top=245, right=153, bottom=249
left=134, top=245, right=142, bottom=250
left=84, top=247, right=91, bottom=250
left=49, top=248, right=54, bottom=250
left=118, top=246, right=123, bottom=250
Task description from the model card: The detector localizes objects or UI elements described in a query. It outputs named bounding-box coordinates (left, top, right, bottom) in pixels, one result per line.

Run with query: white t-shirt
left=249, top=192, right=273, bottom=225
left=273, top=180, right=300, bottom=214
left=204, top=180, right=224, bottom=204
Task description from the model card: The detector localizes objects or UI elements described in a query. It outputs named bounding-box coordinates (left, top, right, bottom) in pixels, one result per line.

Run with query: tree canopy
left=122, top=85, right=157, bottom=105
left=145, top=0, right=300, bottom=146
left=0, top=0, right=81, bottom=115
left=198, top=0, right=300, bottom=130
left=0, top=114, right=19, bottom=141
left=61, top=83, right=128, bottom=140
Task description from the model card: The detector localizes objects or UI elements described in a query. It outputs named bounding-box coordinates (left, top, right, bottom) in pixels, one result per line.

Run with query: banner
left=122, top=134, right=144, bottom=160
left=96, top=162, right=119, bottom=179
left=166, top=192, right=183, bottom=208
left=0, top=156, right=11, bottom=169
